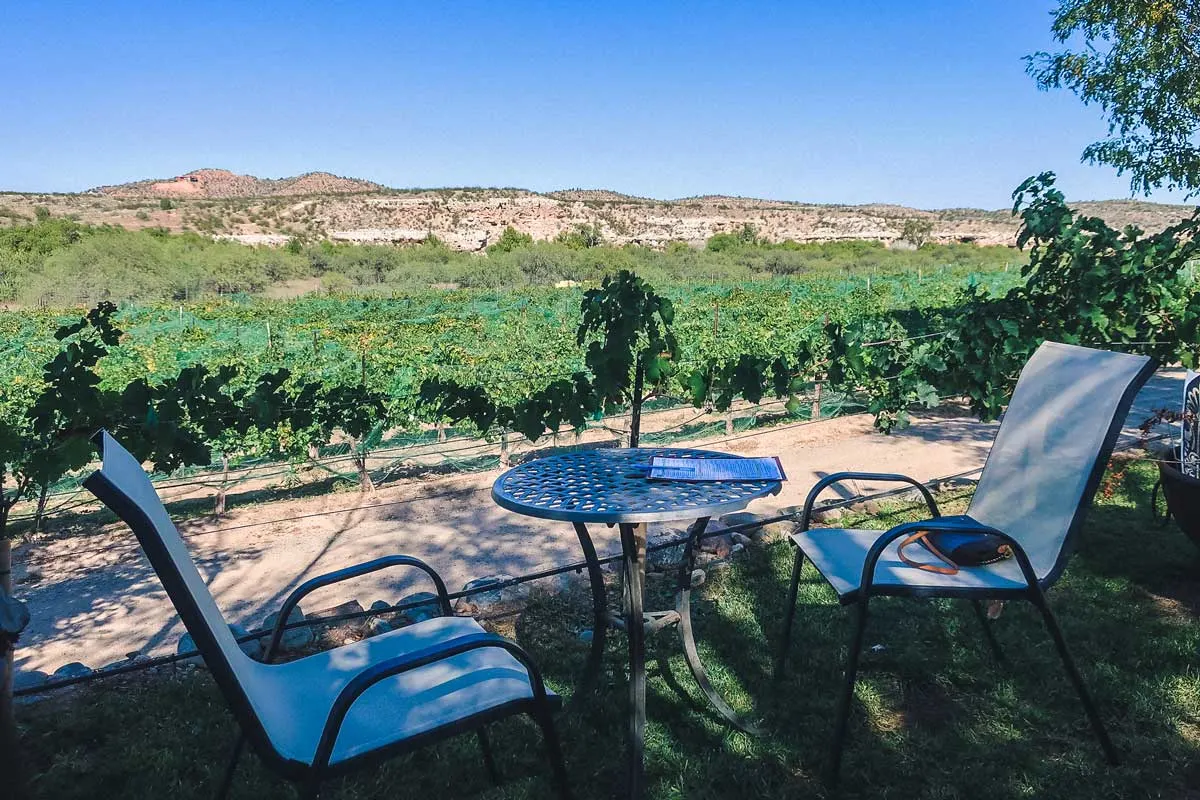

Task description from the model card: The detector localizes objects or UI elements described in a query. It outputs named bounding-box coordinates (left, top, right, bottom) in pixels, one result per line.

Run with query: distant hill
left=1071, top=199, right=1198, bottom=232
left=90, top=168, right=384, bottom=199
left=1, top=169, right=1192, bottom=251
left=546, top=188, right=656, bottom=203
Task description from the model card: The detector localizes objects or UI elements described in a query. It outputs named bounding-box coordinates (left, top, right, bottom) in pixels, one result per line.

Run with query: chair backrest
left=967, top=342, right=1155, bottom=585
left=82, top=431, right=271, bottom=748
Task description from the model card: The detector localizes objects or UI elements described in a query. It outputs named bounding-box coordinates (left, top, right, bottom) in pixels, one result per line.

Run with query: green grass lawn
left=16, top=461, right=1200, bottom=799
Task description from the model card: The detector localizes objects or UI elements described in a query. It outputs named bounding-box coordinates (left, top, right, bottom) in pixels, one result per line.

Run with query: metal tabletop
left=492, top=447, right=782, bottom=524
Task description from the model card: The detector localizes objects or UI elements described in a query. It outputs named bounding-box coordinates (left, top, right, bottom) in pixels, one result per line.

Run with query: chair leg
left=774, top=548, right=806, bottom=681
left=1030, top=592, right=1120, bottom=765
left=214, top=733, right=244, bottom=800
left=533, top=705, right=573, bottom=800
left=476, top=728, right=501, bottom=785
left=828, top=596, right=870, bottom=789
left=970, top=600, right=1005, bottom=663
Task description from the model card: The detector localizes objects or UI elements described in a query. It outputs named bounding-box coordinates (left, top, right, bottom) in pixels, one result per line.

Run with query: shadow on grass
left=16, top=462, right=1200, bottom=799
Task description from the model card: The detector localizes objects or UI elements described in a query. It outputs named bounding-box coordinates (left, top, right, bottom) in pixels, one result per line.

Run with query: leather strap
left=897, top=531, right=959, bottom=575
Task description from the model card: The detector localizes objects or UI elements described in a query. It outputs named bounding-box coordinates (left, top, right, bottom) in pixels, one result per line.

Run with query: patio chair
left=774, top=341, right=1155, bottom=786
left=82, top=430, right=570, bottom=800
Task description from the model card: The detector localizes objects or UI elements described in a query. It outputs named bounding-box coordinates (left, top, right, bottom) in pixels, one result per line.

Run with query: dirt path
left=11, top=371, right=1182, bottom=681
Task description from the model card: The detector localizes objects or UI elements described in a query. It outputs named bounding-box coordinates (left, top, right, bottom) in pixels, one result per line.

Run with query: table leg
left=619, top=521, right=647, bottom=799
left=570, top=522, right=608, bottom=701
left=675, top=516, right=760, bottom=734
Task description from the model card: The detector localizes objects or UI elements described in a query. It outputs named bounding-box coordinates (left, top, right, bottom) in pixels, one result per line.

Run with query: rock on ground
left=52, top=662, right=92, bottom=679
left=179, top=624, right=261, bottom=664
left=454, top=576, right=531, bottom=617
left=261, top=605, right=314, bottom=653
left=397, top=592, right=444, bottom=624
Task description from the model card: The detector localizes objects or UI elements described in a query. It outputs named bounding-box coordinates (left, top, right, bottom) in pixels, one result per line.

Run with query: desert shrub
left=511, top=247, right=562, bottom=283
left=457, top=256, right=523, bottom=288
left=320, top=245, right=405, bottom=286
left=0, top=218, right=89, bottom=256
left=0, top=213, right=1025, bottom=305
left=901, top=217, right=934, bottom=248
left=23, top=232, right=173, bottom=304
left=319, top=271, right=352, bottom=294
left=555, top=223, right=603, bottom=249
left=706, top=223, right=760, bottom=252
left=487, top=225, right=534, bottom=254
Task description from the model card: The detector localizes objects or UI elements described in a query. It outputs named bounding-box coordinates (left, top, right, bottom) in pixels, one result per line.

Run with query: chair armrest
left=798, top=472, right=940, bottom=532
left=859, top=518, right=1038, bottom=596
left=311, top=631, right=550, bottom=770
left=264, top=555, right=453, bottom=662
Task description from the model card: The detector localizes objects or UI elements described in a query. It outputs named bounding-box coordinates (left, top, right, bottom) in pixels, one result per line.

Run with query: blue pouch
left=898, top=527, right=1012, bottom=574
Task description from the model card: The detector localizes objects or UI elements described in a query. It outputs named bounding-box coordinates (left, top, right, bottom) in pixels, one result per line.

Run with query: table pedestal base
left=674, top=518, right=759, bottom=733
left=620, top=522, right=648, bottom=797
left=573, top=518, right=758, bottom=799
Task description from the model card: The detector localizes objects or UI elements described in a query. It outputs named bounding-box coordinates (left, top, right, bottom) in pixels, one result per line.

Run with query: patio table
left=492, top=447, right=782, bottom=798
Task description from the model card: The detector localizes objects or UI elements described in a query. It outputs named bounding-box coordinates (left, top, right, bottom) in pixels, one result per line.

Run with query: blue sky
left=1, top=1, right=1187, bottom=207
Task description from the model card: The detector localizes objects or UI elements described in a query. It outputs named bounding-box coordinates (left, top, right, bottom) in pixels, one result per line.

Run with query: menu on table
left=648, top=456, right=786, bottom=482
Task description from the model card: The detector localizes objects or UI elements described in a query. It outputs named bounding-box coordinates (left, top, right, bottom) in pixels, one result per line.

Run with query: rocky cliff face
left=287, top=190, right=1017, bottom=249
left=3, top=171, right=1190, bottom=251
left=292, top=190, right=1191, bottom=250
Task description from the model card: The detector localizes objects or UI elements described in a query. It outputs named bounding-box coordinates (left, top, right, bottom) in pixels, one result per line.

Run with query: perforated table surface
left=492, top=447, right=782, bottom=524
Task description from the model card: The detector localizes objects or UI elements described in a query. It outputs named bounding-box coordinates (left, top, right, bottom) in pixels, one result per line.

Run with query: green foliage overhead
left=1028, top=0, right=1200, bottom=196
left=937, top=172, right=1200, bottom=419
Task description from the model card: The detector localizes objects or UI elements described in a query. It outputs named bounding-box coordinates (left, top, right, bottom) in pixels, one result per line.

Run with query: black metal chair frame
left=774, top=353, right=1154, bottom=787
left=215, top=556, right=570, bottom=800
left=83, top=435, right=571, bottom=800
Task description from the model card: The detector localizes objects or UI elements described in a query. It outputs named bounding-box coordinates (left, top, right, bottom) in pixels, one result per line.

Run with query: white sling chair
left=83, top=431, right=570, bottom=799
left=774, top=342, right=1155, bottom=786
